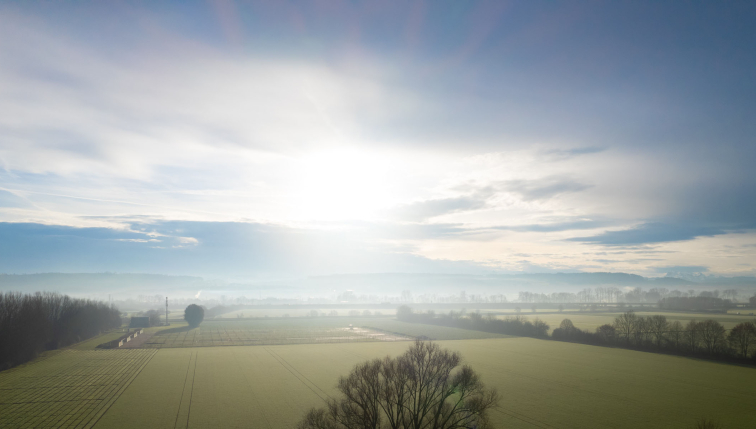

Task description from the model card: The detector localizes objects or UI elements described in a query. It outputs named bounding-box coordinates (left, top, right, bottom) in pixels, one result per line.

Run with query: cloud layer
left=1, top=2, right=755, bottom=277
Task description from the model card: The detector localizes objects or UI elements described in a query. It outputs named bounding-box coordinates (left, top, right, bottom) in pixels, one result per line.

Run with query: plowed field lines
left=0, top=349, right=156, bottom=428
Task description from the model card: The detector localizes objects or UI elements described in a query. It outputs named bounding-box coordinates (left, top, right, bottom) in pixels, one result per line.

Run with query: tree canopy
left=184, top=304, right=204, bottom=328
left=298, top=340, right=499, bottom=429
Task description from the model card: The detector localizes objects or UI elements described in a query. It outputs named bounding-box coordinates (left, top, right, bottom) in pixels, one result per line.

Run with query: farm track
left=263, top=347, right=333, bottom=402
left=0, top=349, right=156, bottom=428
left=172, top=350, right=197, bottom=429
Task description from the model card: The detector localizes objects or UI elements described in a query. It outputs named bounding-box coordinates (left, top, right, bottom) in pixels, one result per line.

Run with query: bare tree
left=648, top=315, right=669, bottom=347
left=685, top=320, right=701, bottom=351
left=613, top=311, right=637, bottom=344
left=559, top=319, right=576, bottom=332
left=636, top=317, right=655, bottom=344
left=698, top=320, right=726, bottom=354
left=728, top=322, right=756, bottom=358
left=721, top=289, right=738, bottom=301
left=297, top=341, right=499, bottom=429
left=668, top=321, right=684, bottom=348
left=595, top=324, right=616, bottom=343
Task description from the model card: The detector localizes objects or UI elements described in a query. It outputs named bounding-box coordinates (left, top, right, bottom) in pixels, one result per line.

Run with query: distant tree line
left=204, top=305, right=238, bottom=318
left=397, top=305, right=550, bottom=338
left=517, top=287, right=740, bottom=304
left=0, top=292, right=121, bottom=370
left=397, top=306, right=756, bottom=364
left=552, top=311, right=756, bottom=362
left=658, top=296, right=733, bottom=311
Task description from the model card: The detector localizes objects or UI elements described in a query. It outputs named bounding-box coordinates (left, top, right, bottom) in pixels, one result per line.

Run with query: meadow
left=1, top=314, right=755, bottom=428
left=97, top=339, right=756, bottom=428
left=0, top=349, right=156, bottom=428
left=141, top=319, right=412, bottom=348
left=214, top=308, right=397, bottom=318
left=136, top=318, right=504, bottom=348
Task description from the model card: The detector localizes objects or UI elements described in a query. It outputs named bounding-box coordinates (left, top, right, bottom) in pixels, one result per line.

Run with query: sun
left=286, top=148, right=397, bottom=222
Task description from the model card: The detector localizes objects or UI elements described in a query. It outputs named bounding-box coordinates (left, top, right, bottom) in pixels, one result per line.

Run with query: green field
left=75, top=340, right=756, bottom=428
left=139, top=318, right=503, bottom=348
left=215, top=308, right=397, bottom=318
left=1, top=317, right=755, bottom=429
left=0, top=349, right=156, bottom=428
left=143, top=319, right=411, bottom=348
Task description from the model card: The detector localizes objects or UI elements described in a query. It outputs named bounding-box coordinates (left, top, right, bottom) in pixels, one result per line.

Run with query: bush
left=184, top=304, right=205, bottom=328
left=140, top=309, right=162, bottom=326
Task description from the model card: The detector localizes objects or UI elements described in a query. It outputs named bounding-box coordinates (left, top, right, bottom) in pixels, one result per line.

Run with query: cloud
left=499, top=176, right=591, bottom=201
left=390, top=195, right=488, bottom=221
left=495, top=219, right=612, bottom=233
left=567, top=222, right=725, bottom=246
left=0, top=10, right=417, bottom=181
left=1, top=3, right=756, bottom=277
left=0, top=190, right=32, bottom=208
left=541, top=147, right=606, bottom=161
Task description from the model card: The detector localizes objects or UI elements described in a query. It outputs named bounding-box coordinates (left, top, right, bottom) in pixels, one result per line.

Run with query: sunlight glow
left=287, top=148, right=397, bottom=222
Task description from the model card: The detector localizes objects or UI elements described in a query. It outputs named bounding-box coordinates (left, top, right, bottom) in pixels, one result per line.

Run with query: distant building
left=129, top=317, right=150, bottom=328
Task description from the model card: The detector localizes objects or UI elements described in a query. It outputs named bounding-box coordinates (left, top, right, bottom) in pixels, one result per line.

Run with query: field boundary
left=173, top=350, right=197, bottom=429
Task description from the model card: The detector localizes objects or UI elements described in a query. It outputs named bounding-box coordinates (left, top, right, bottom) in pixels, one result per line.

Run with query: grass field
left=91, top=339, right=756, bottom=429
left=364, top=319, right=508, bottom=340
left=143, top=322, right=409, bottom=348
left=138, top=318, right=502, bottom=348
left=2, top=316, right=755, bottom=428
left=215, top=308, right=397, bottom=318
left=0, top=349, right=156, bottom=428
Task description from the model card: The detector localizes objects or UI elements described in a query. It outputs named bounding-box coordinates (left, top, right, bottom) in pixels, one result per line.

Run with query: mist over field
left=2, top=272, right=755, bottom=305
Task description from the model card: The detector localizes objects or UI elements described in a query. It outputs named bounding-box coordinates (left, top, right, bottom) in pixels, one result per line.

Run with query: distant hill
left=0, top=273, right=208, bottom=296
left=1, top=271, right=754, bottom=299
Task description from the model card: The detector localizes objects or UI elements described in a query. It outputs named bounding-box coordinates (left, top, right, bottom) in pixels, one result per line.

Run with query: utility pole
left=165, top=297, right=169, bottom=326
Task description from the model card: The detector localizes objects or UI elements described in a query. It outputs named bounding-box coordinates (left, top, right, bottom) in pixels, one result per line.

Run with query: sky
left=1, top=1, right=756, bottom=279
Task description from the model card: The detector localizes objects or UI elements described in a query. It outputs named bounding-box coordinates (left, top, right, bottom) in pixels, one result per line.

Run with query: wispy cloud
left=494, top=219, right=612, bottom=233
left=567, top=222, right=726, bottom=246
left=499, top=176, right=592, bottom=202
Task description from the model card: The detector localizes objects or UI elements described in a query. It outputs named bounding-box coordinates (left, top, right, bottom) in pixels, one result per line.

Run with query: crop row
left=144, top=327, right=410, bottom=348
left=0, top=349, right=156, bottom=428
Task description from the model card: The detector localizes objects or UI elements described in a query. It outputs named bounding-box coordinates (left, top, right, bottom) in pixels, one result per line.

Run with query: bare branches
left=298, top=341, right=499, bottom=429
left=728, top=322, right=756, bottom=358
